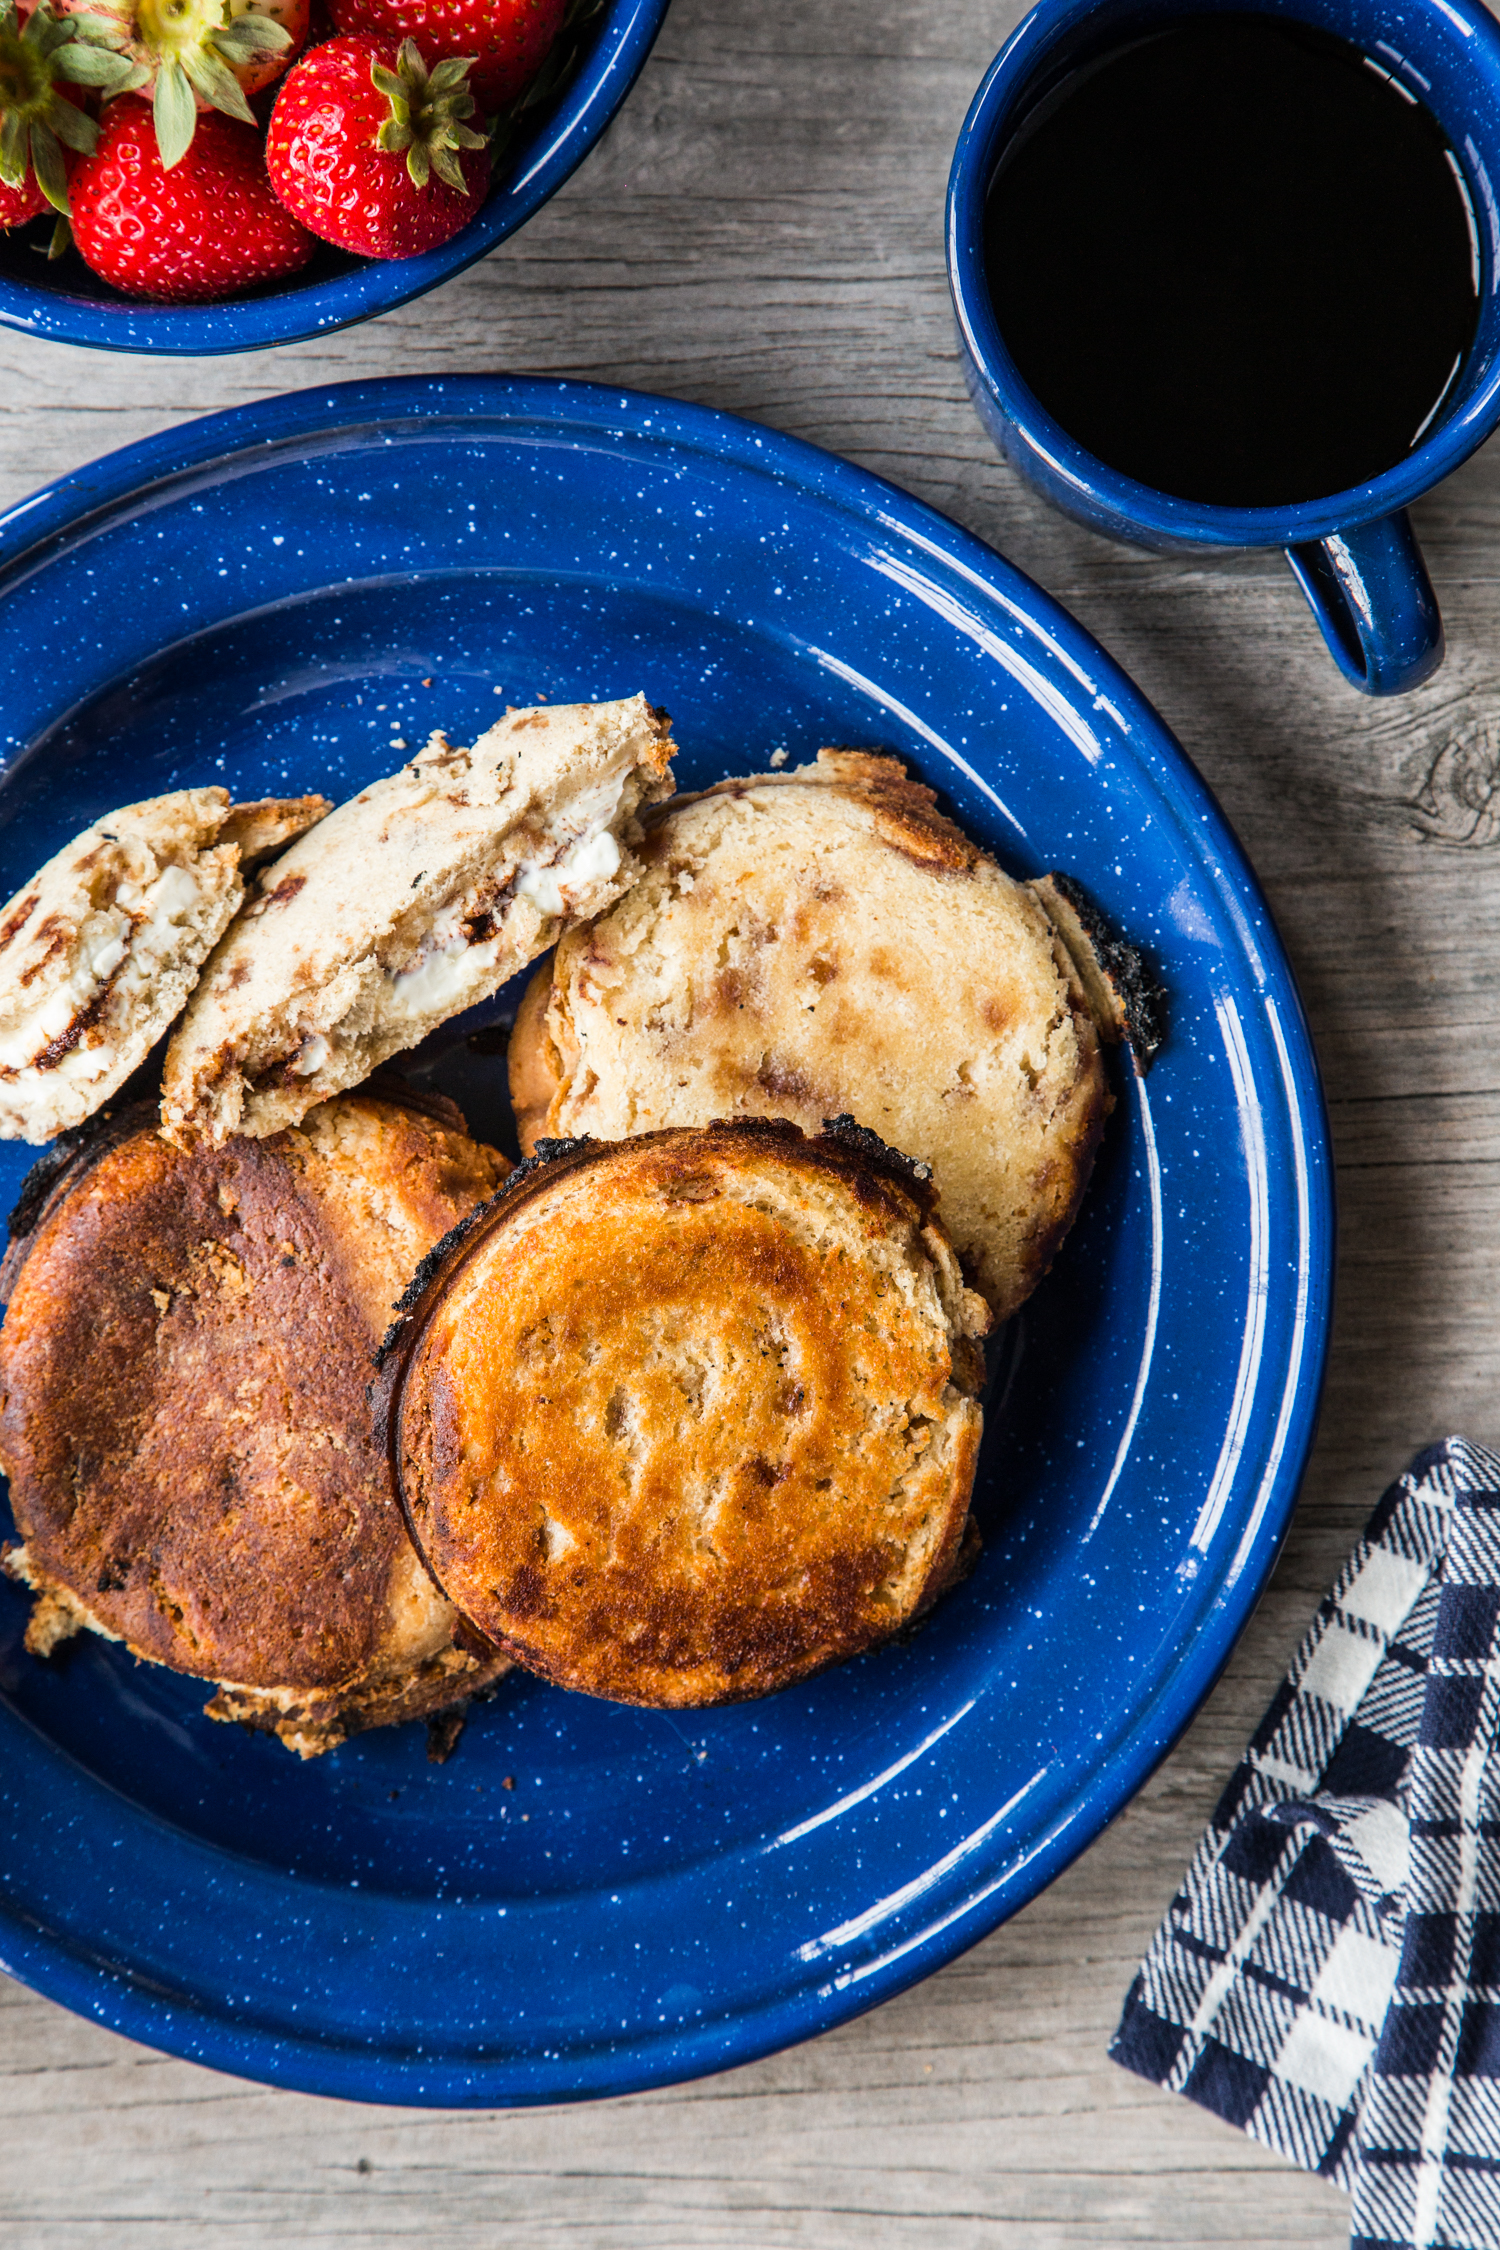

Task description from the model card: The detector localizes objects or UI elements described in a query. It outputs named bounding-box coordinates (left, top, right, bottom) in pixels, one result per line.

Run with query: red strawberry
left=0, top=169, right=46, bottom=228
left=266, top=33, right=487, bottom=258
left=326, top=0, right=560, bottom=112
left=70, top=97, right=315, bottom=297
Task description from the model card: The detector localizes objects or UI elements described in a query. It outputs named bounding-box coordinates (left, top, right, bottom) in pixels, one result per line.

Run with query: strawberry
left=0, top=161, right=45, bottom=228
left=266, top=33, right=487, bottom=258
left=47, top=0, right=306, bottom=168
left=326, top=0, right=561, bottom=112
left=70, top=96, right=315, bottom=295
left=0, top=0, right=140, bottom=228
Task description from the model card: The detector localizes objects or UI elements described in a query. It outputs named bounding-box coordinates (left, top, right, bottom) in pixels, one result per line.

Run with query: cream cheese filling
left=0, top=859, right=210, bottom=1083
left=515, top=824, right=622, bottom=917
left=383, top=932, right=504, bottom=1022
left=380, top=779, right=630, bottom=1024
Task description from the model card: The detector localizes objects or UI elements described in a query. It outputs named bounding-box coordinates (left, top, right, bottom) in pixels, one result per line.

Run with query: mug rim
left=946, top=0, right=1500, bottom=547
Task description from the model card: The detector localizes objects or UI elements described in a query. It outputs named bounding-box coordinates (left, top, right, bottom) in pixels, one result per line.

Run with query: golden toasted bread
left=375, top=1119, right=991, bottom=1708
left=0, top=1090, right=510, bottom=1757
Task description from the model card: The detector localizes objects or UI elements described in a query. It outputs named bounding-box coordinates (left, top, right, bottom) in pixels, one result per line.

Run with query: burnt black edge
left=6, top=1121, right=107, bottom=1243
left=1045, top=868, right=1168, bottom=1065
left=819, top=1112, right=933, bottom=1185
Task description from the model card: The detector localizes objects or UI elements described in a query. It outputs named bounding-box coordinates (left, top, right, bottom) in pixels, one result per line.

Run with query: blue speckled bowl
left=0, top=0, right=669, bottom=355
left=0, top=375, right=1333, bottom=2105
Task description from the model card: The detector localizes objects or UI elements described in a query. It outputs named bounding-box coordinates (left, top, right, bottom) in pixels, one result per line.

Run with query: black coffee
left=983, top=14, right=1479, bottom=507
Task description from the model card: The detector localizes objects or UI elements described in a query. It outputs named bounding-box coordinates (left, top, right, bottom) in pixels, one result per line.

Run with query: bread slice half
left=0, top=1090, right=510, bottom=1757
left=0, top=788, right=328, bottom=1144
left=160, top=697, right=676, bottom=1147
left=375, top=1118, right=991, bottom=1708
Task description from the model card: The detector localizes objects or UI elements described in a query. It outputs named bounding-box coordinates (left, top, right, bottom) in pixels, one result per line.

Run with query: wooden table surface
left=3, top=1, right=1499, bottom=2240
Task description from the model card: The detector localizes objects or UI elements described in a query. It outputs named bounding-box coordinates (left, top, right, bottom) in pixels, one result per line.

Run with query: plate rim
left=0, top=373, right=1335, bottom=2105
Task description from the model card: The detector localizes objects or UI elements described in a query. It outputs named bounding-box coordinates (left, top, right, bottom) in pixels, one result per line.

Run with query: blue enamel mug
left=947, top=0, right=1500, bottom=695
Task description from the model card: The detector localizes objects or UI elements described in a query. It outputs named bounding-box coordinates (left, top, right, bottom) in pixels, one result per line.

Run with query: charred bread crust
left=1033, top=871, right=1167, bottom=1072
left=0, top=1094, right=506, bottom=1727
left=658, top=746, right=985, bottom=878
left=819, top=1111, right=934, bottom=1185
left=204, top=1639, right=511, bottom=1760
left=376, top=1118, right=990, bottom=1707
left=2, top=1103, right=149, bottom=1295
left=2, top=1078, right=473, bottom=1307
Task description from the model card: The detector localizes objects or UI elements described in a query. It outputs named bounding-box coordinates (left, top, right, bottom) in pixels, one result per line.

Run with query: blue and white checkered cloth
left=1113, top=1438, right=1500, bottom=2250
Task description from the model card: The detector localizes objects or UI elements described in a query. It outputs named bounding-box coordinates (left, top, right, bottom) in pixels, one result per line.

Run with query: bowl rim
left=0, top=0, right=671, bottom=357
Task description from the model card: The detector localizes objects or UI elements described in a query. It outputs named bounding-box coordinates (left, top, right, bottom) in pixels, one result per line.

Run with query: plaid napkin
left=1112, top=1437, right=1500, bottom=2250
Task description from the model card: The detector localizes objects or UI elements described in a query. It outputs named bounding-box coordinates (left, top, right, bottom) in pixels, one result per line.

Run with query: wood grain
left=2, top=0, right=1498, bottom=2238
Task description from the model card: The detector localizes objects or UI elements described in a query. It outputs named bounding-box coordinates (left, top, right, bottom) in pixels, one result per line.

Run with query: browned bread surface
left=508, top=751, right=1114, bottom=1323
left=381, top=1120, right=991, bottom=1708
left=0, top=1092, right=510, bottom=1751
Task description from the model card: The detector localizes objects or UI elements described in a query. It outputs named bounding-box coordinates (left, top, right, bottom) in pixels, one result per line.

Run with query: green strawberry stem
left=136, top=0, right=288, bottom=157
left=372, top=39, right=486, bottom=194
left=65, top=0, right=292, bottom=168
left=0, top=0, right=145, bottom=218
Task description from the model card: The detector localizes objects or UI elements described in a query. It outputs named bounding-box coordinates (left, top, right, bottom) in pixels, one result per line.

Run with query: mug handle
left=1283, top=511, right=1443, bottom=696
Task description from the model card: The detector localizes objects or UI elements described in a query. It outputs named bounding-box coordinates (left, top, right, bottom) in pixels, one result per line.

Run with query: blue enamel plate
left=0, top=376, right=1332, bottom=2106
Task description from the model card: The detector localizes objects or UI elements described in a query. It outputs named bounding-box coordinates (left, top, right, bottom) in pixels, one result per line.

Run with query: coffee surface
left=984, top=14, right=1479, bottom=507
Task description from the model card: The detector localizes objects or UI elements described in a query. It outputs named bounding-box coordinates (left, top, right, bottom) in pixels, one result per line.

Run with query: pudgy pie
left=510, top=752, right=1151, bottom=1323
left=0, top=786, right=329, bottom=1145
left=0, top=1090, right=510, bottom=1757
left=374, top=1119, right=991, bottom=1708
left=161, top=696, right=676, bottom=1147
